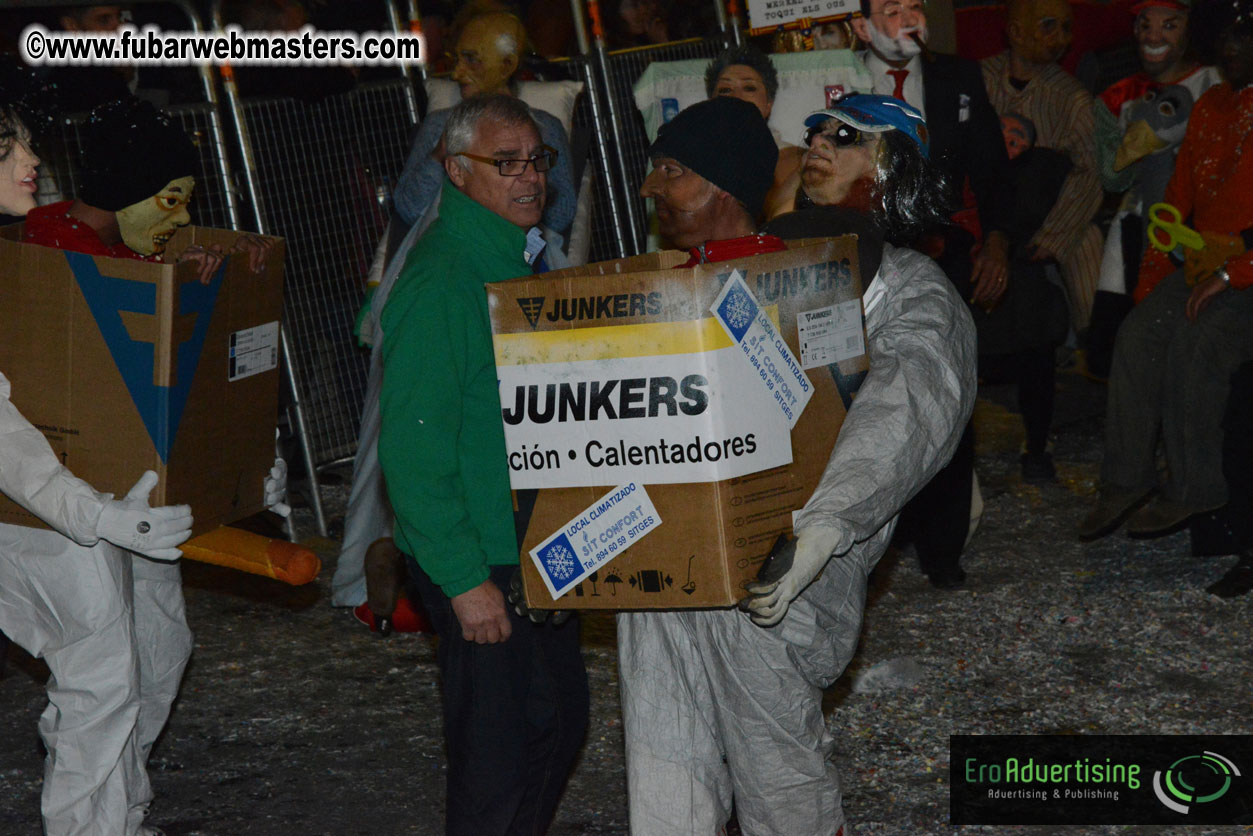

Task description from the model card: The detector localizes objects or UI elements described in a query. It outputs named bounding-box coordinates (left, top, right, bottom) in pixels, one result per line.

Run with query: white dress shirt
left=860, top=50, right=927, bottom=120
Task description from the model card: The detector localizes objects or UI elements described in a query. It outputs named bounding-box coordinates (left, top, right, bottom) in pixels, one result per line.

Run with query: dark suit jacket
left=920, top=52, right=1014, bottom=243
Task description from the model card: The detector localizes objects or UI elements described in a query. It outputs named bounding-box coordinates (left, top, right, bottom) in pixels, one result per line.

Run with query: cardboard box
left=487, top=238, right=867, bottom=609
left=0, top=224, right=285, bottom=535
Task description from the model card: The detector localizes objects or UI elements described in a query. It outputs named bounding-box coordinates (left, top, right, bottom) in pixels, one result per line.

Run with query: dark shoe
left=927, top=567, right=967, bottom=589
left=1020, top=451, right=1056, bottom=483
left=1206, top=555, right=1253, bottom=598
left=1125, top=497, right=1217, bottom=538
left=1076, top=486, right=1154, bottom=541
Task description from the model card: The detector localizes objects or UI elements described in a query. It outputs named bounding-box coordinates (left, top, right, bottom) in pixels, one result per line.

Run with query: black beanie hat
left=649, top=97, right=779, bottom=218
left=79, top=98, right=198, bottom=212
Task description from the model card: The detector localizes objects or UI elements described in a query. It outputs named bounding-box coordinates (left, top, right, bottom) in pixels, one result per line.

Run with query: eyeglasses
left=803, top=122, right=876, bottom=149
left=457, top=145, right=558, bottom=176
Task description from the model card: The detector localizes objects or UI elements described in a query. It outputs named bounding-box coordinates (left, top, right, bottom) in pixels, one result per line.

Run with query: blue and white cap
left=803, top=93, right=930, bottom=158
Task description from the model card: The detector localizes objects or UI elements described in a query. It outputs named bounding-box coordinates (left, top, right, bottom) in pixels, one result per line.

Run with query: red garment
left=1135, top=84, right=1253, bottom=302
left=887, top=68, right=910, bottom=101
left=1099, top=73, right=1159, bottom=115
left=23, top=200, right=163, bottom=262
left=1099, top=65, right=1215, bottom=116
left=678, top=234, right=788, bottom=268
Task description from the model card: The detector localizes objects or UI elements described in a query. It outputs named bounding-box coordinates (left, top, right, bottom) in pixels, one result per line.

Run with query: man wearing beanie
left=640, top=95, right=778, bottom=251
left=617, top=97, right=973, bottom=836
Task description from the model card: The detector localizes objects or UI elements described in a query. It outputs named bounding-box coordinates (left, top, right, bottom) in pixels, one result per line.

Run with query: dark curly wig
left=798, top=129, right=952, bottom=248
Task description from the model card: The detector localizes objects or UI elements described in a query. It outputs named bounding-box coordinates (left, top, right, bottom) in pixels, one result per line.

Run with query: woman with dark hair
left=0, top=105, right=40, bottom=222
left=705, top=44, right=807, bottom=221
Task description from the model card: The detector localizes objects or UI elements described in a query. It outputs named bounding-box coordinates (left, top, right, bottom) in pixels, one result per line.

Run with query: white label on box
left=228, top=321, right=279, bottom=382
left=495, top=316, right=793, bottom=490
left=796, top=299, right=865, bottom=369
left=710, top=270, right=813, bottom=429
left=530, top=482, right=662, bottom=600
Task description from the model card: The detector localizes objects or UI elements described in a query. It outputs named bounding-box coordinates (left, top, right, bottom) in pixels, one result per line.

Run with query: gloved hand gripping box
left=0, top=224, right=284, bottom=535
left=487, top=238, right=868, bottom=609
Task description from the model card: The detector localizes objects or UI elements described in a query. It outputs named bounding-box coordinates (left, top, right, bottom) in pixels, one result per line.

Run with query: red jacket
left=23, top=200, right=162, bottom=262
left=1135, top=84, right=1253, bottom=301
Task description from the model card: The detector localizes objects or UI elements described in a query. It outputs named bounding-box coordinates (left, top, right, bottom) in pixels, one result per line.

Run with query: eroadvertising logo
left=1153, top=750, right=1242, bottom=814
left=950, top=735, right=1253, bottom=825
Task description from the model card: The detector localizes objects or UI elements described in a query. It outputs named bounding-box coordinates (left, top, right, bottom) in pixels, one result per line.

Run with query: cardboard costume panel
left=488, top=238, right=868, bottom=609
left=0, top=224, right=284, bottom=535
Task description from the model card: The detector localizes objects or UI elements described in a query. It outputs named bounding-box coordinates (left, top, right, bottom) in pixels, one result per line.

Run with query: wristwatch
left=1216, top=266, right=1231, bottom=287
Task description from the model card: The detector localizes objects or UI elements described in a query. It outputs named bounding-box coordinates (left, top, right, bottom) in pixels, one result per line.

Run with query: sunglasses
left=803, top=122, right=876, bottom=149
left=457, top=145, right=559, bottom=176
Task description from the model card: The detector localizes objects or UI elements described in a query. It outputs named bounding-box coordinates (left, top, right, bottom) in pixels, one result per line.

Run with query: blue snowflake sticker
left=717, top=282, right=758, bottom=342
left=536, top=533, right=583, bottom=587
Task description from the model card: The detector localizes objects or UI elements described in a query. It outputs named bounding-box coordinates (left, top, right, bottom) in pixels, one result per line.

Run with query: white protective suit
left=331, top=194, right=571, bottom=607
left=617, top=244, right=977, bottom=836
left=0, top=372, right=193, bottom=836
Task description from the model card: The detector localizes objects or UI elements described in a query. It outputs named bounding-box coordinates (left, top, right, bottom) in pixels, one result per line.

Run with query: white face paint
left=865, top=17, right=928, bottom=61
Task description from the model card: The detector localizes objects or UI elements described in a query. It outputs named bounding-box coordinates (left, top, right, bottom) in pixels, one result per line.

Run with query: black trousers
left=980, top=346, right=1055, bottom=457
left=1191, top=362, right=1253, bottom=555
left=899, top=421, right=975, bottom=579
left=410, top=561, right=589, bottom=836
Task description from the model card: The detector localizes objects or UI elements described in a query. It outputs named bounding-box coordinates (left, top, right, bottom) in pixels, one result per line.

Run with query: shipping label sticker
left=228, top=321, right=280, bottom=382
left=530, top=482, right=662, bottom=599
left=796, top=299, right=866, bottom=369
left=711, top=269, right=813, bottom=429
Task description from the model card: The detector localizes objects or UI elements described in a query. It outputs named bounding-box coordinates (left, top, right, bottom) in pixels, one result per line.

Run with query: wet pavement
left=1, top=369, right=1249, bottom=835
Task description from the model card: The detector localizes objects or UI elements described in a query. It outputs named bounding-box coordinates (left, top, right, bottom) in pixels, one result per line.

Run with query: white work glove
left=264, top=456, right=290, bottom=518
left=740, top=525, right=849, bottom=627
left=95, top=471, right=194, bottom=561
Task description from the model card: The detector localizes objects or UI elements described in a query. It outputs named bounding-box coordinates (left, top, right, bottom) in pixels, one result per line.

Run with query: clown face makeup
left=451, top=14, right=524, bottom=98
left=0, top=119, right=40, bottom=216
left=1135, top=7, right=1190, bottom=82
left=116, top=175, right=194, bottom=255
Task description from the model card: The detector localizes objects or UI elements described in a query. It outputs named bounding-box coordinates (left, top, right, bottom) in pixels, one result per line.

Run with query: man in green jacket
left=378, top=93, right=588, bottom=835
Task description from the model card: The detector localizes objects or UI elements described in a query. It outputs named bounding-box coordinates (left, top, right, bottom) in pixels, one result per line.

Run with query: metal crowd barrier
left=32, top=0, right=738, bottom=538
left=566, top=0, right=734, bottom=260
left=220, top=78, right=418, bottom=537
left=583, top=38, right=729, bottom=260
left=210, top=0, right=420, bottom=537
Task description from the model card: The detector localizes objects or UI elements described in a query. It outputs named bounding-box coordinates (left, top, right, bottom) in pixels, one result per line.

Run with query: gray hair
left=443, top=94, right=539, bottom=172
left=704, top=44, right=780, bottom=101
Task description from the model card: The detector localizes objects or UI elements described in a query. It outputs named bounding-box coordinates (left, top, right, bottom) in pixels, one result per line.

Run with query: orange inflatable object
left=181, top=526, right=320, bottom=586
